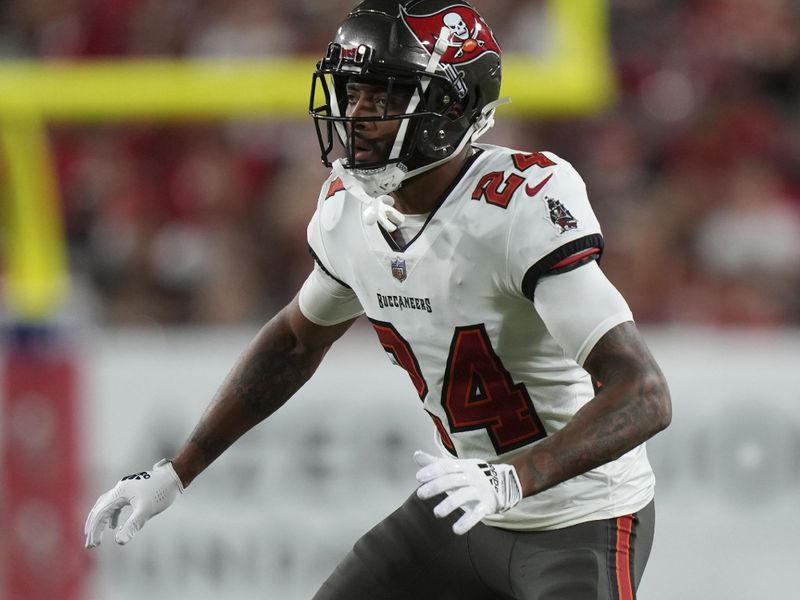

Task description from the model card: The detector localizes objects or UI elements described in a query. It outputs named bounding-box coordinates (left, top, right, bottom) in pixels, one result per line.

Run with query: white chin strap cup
left=332, top=160, right=406, bottom=232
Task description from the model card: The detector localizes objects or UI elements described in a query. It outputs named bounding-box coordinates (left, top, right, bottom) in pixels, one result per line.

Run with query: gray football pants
left=313, top=492, right=655, bottom=600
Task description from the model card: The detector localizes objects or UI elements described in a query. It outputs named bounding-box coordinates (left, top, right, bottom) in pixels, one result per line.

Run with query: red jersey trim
left=549, top=247, right=601, bottom=271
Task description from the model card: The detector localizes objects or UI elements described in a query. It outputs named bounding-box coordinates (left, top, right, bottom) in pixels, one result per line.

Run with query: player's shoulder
left=473, top=143, right=566, bottom=172
left=309, top=170, right=361, bottom=234
left=316, top=171, right=349, bottom=205
left=466, top=144, right=600, bottom=248
left=466, top=145, right=588, bottom=214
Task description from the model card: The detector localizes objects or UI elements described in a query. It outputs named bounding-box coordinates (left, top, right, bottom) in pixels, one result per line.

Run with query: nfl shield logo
left=391, top=257, right=407, bottom=282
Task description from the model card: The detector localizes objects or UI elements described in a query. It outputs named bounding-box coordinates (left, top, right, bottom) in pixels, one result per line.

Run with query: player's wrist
left=155, top=459, right=185, bottom=493
left=169, top=452, right=202, bottom=490
left=499, top=463, right=522, bottom=511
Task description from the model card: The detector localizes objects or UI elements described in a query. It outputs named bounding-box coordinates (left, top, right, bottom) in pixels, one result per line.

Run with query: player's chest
left=345, top=223, right=506, bottom=321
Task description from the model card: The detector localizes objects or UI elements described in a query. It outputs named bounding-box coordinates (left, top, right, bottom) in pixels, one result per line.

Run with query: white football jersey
left=304, top=144, right=655, bottom=530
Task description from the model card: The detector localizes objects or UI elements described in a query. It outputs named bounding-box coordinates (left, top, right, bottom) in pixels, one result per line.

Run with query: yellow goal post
left=0, top=0, right=614, bottom=322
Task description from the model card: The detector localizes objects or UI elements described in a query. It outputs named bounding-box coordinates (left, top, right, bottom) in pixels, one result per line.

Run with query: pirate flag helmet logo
left=401, top=4, right=501, bottom=98
left=401, top=5, right=501, bottom=62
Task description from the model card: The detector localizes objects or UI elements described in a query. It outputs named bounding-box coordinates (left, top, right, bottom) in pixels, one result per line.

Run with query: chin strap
left=332, top=159, right=406, bottom=232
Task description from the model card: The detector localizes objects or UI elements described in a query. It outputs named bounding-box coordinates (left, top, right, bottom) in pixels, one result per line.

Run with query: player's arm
left=415, top=261, right=671, bottom=534
left=85, top=265, right=361, bottom=548
left=416, top=157, right=669, bottom=534
left=171, top=296, right=356, bottom=488
left=506, top=159, right=671, bottom=496
left=509, top=318, right=671, bottom=497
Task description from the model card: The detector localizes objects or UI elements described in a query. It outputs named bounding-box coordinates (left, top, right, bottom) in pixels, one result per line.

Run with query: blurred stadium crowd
left=1, top=0, right=798, bottom=326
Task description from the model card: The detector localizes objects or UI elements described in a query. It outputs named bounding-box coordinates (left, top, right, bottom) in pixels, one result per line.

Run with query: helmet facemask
left=310, top=41, right=465, bottom=196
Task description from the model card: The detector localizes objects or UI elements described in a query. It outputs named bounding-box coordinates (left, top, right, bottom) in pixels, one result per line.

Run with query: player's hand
left=84, top=458, right=184, bottom=549
left=413, top=450, right=522, bottom=535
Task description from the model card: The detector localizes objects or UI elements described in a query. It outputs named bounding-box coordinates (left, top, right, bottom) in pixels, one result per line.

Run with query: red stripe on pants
left=615, top=515, right=635, bottom=600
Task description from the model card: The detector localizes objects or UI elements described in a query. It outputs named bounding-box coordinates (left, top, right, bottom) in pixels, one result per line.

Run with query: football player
left=85, top=1, right=671, bottom=598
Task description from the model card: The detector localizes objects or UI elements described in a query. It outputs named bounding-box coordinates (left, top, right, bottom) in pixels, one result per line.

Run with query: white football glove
left=84, top=458, right=184, bottom=548
left=414, top=450, right=522, bottom=535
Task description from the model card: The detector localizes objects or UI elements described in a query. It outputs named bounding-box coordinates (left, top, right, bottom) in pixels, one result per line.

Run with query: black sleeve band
left=521, top=233, right=604, bottom=300
left=308, top=246, right=351, bottom=289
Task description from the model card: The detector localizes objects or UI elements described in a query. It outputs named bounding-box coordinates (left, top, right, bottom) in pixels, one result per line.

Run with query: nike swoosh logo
left=525, top=173, right=554, bottom=197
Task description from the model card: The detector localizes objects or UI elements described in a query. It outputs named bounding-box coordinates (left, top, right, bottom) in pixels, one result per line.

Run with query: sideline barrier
left=75, top=326, right=800, bottom=600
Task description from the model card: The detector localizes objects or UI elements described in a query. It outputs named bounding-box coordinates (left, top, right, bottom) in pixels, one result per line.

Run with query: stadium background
left=1, top=1, right=799, bottom=599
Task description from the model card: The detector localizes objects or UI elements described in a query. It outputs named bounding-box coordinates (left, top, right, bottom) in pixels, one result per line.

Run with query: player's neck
left=392, top=146, right=472, bottom=214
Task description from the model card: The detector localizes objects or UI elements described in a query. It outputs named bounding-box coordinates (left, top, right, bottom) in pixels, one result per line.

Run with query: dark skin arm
left=509, top=321, right=672, bottom=497
left=171, top=296, right=356, bottom=488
